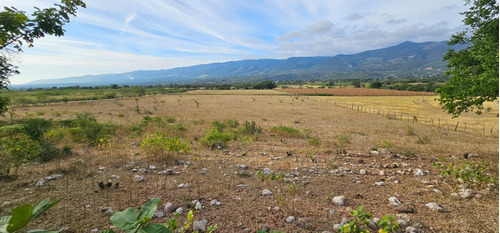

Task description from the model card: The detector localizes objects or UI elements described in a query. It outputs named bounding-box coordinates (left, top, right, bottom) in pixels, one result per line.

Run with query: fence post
left=483, top=123, right=485, bottom=135
left=378, top=110, right=380, bottom=115
left=491, top=126, right=494, bottom=137
left=431, top=118, right=434, bottom=126
left=446, top=120, right=449, bottom=130
left=464, top=122, right=466, bottom=132
left=438, top=118, right=440, bottom=128
left=455, top=121, right=459, bottom=131
left=400, top=113, right=403, bottom=120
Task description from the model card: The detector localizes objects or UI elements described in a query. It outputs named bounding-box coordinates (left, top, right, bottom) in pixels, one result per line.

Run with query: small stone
left=379, top=170, right=386, bottom=176
left=177, top=160, right=185, bottom=165
left=397, top=219, right=407, bottom=226
left=175, top=207, right=184, bottom=214
left=131, top=168, right=138, bottom=172
left=85, top=205, right=91, bottom=208
left=195, top=201, right=202, bottom=210
left=360, top=169, right=367, bottom=175
left=374, top=181, right=385, bottom=186
left=450, top=193, right=460, bottom=199
left=1, top=201, right=12, bottom=207
left=193, top=219, right=208, bottom=232
left=263, top=168, right=272, bottom=174
left=164, top=203, right=174, bottom=213
left=405, top=226, right=418, bottom=233
left=178, top=183, right=190, bottom=188
left=389, top=197, right=401, bottom=206
left=155, top=210, right=165, bottom=218
left=339, top=217, right=348, bottom=226
left=333, top=224, right=341, bottom=230
left=262, top=189, right=273, bottom=195
left=236, top=184, right=247, bottom=188
left=36, top=180, right=45, bottom=187
left=149, top=165, right=156, bottom=170
left=158, top=169, right=174, bottom=175
left=200, top=168, right=207, bottom=174
left=413, top=169, right=427, bottom=176
left=46, top=174, right=63, bottom=180
left=332, top=196, right=346, bottom=206
left=101, top=207, right=114, bottom=216
left=244, top=228, right=251, bottom=232
left=425, top=202, right=445, bottom=212
left=210, top=199, right=221, bottom=206
left=433, top=189, right=442, bottom=194
left=238, top=164, right=248, bottom=169
left=286, top=216, right=295, bottom=223
left=370, top=150, right=380, bottom=155
left=306, top=191, right=312, bottom=196
left=459, top=189, right=474, bottom=199
left=90, top=229, right=99, bottom=233
left=396, top=203, right=415, bottom=213
left=373, top=218, right=380, bottom=224
left=133, top=175, right=145, bottom=182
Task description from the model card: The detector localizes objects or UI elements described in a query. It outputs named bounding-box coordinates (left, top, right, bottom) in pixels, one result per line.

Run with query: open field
left=0, top=91, right=498, bottom=232
left=277, top=88, right=435, bottom=96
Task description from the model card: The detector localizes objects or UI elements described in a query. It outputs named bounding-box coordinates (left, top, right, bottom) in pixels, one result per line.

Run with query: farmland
left=0, top=90, right=498, bottom=232
left=277, top=87, right=435, bottom=96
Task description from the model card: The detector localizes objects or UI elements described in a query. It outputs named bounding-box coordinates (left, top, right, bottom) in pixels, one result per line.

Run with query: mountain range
left=17, top=41, right=459, bottom=88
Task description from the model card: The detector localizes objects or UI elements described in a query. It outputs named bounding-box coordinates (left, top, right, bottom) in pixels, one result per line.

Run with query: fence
left=314, top=98, right=498, bottom=138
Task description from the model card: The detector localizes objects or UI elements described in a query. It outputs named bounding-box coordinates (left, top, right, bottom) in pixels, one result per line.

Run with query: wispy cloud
left=5, top=0, right=468, bottom=84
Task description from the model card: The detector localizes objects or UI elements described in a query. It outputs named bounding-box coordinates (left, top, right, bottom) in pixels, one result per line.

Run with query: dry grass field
left=0, top=91, right=498, bottom=232
left=278, top=88, right=435, bottom=96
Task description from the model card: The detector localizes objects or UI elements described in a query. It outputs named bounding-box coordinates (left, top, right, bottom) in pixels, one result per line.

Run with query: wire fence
left=314, top=98, right=498, bottom=138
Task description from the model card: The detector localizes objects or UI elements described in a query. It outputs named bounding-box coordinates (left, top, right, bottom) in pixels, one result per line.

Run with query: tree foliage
left=437, top=0, right=498, bottom=117
left=0, top=0, right=86, bottom=115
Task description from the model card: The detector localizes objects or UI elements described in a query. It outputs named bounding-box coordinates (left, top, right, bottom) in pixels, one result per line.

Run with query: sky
left=4, top=0, right=469, bottom=84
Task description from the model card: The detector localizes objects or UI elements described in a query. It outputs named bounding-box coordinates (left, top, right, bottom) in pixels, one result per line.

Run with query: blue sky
left=5, top=0, right=468, bottom=84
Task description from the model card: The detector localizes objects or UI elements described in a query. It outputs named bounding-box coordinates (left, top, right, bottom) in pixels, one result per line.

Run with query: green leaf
left=139, top=198, right=160, bottom=221
left=110, top=207, right=140, bottom=230
left=7, top=204, right=33, bottom=232
left=141, top=224, right=172, bottom=233
left=32, top=198, right=63, bottom=219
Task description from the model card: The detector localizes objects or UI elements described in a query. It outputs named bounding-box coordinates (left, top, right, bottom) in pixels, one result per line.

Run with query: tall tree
left=437, top=0, right=499, bottom=117
left=0, top=0, right=86, bottom=115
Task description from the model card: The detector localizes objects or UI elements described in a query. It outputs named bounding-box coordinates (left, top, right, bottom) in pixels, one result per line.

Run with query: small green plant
left=117, top=113, right=125, bottom=118
left=308, top=136, right=321, bottom=147
left=174, top=123, right=187, bottom=131
left=238, top=121, right=261, bottom=135
left=225, top=119, right=239, bottom=128
left=0, top=198, right=62, bottom=233
left=433, top=158, right=498, bottom=186
left=141, top=132, right=190, bottom=158
left=404, top=125, right=416, bottom=136
left=378, top=140, right=394, bottom=150
left=134, top=98, right=140, bottom=113
left=255, top=170, right=304, bottom=216
left=165, top=116, right=176, bottom=123
left=211, top=120, right=226, bottom=133
left=338, top=206, right=371, bottom=233
left=241, top=136, right=254, bottom=146
left=69, top=113, right=116, bottom=146
left=270, top=125, right=302, bottom=138
left=377, top=215, right=400, bottom=233
left=416, top=136, right=431, bottom=144
left=200, top=128, right=235, bottom=150
left=35, top=111, right=45, bottom=116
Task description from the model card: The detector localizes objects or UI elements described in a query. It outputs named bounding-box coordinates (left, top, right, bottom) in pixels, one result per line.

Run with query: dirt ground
left=1, top=93, right=498, bottom=232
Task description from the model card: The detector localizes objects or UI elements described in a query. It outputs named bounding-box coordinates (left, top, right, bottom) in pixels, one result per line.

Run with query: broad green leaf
left=26, top=230, right=58, bottom=233
left=139, top=198, right=160, bottom=221
left=7, top=204, right=33, bottom=232
left=32, top=198, right=63, bottom=219
left=141, top=224, right=172, bottom=233
left=110, top=207, right=139, bottom=230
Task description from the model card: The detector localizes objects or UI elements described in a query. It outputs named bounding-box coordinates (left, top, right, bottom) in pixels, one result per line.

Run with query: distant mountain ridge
left=17, top=41, right=457, bottom=88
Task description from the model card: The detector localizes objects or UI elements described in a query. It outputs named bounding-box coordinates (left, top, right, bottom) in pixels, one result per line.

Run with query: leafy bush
left=141, top=132, right=190, bottom=158
left=21, top=118, right=52, bottom=142
left=0, top=134, right=41, bottom=176
left=377, top=215, right=399, bottom=233
left=433, top=158, right=498, bottom=186
left=238, top=121, right=261, bottom=135
left=270, top=125, right=301, bottom=138
left=0, top=198, right=62, bottom=233
left=174, top=123, right=187, bottom=131
left=338, top=206, right=371, bottom=233
left=165, top=116, right=176, bottom=123
left=211, top=120, right=226, bottom=133
left=69, top=113, right=116, bottom=146
left=200, top=128, right=235, bottom=150
left=225, top=119, right=239, bottom=128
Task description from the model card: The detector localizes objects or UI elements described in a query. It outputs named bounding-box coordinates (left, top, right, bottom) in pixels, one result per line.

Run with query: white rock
left=332, top=196, right=346, bottom=206
left=195, top=201, right=202, bottom=210
left=263, top=168, right=272, bottom=174
left=164, top=203, right=174, bottom=213
left=178, top=183, right=190, bottom=188
left=133, top=175, right=145, bottom=182
left=193, top=219, right=208, bottom=232
left=389, top=197, right=401, bottom=206
left=1, top=201, right=12, bottom=207
left=200, top=168, right=207, bottom=174
left=370, top=150, right=380, bottom=155
left=262, top=189, right=273, bottom=195
left=459, top=189, right=474, bottom=199
left=425, top=202, right=445, bottom=212
left=286, top=216, right=295, bottom=223
left=155, top=210, right=165, bottom=218
left=36, top=180, right=45, bottom=187
left=360, top=169, right=367, bottom=175
left=405, top=226, right=418, bottom=233
left=210, top=199, right=221, bottom=206
left=397, top=219, right=407, bottom=226
left=374, top=181, right=385, bottom=186
left=46, top=174, right=63, bottom=180
left=379, top=170, right=386, bottom=176
left=149, top=165, right=156, bottom=170
left=175, top=207, right=184, bottom=214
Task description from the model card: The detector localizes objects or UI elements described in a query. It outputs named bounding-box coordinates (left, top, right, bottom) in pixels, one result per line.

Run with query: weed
left=238, top=121, right=261, bottom=135
left=225, top=119, right=240, bottom=128
left=69, top=112, right=116, bottom=146
left=433, top=158, right=498, bottom=186
left=174, top=123, right=187, bottom=131
left=192, top=99, right=199, bottom=108
left=117, top=113, right=124, bottom=118
left=36, top=111, right=45, bottom=116
left=404, top=125, right=416, bottom=136
left=141, top=132, right=190, bottom=159
left=377, top=215, right=400, bottom=233
left=200, top=128, right=235, bottom=150
left=165, top=116, right=176, bottom=123
left=303, top=128, right=313, bottom=138
left=255, top=170, right=305, bottom=216
left=308, top=136, right=322, bottom=147
left=241, top=136, right=254, bottom=146
left=211, top=120, right=226, bottom=132
left=378, top=140, right=394, bottom=150
left=416, top=136, right=431, bottom=144
left=338, top=206, right=371, bottom=233
left=270, top=125, right=302, bottom=138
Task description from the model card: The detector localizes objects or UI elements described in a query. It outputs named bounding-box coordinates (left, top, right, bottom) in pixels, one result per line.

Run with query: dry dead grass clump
left=0, top=93, right=498, bottom=232
left=277, top=87, right=435, bottom=96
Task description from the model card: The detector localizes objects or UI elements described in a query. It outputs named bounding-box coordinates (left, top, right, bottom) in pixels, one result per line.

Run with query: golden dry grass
left=0, top=93, right=498, bottom=232
left=278, top=87, right=435, bottom=96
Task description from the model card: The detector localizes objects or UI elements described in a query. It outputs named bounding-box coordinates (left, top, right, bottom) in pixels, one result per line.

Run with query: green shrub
left=21, top=118, right=52, bottom=142
left=200, top=128, right=235, bottom=149
left=225, top=119, right=240, bottom=128
left=238, top=120, right=261, bottom=135
left=211, top=120, right=226, bottom=132
left=117, top=113, right=124, bottom=118
left=335, top=134, right=351, bottom=149
left=141, top=132, right=190, bottom=158
left=174, top=123, right=187, bottom=131
left=0, top=134, right=41, bottom=176
left=433, top=158, right=498, bottom=186
left=378, top=215, right=400, bottom=233
left=270, top=125, right=301, bottom=137
left=165, top=116, right=176, bottom=123
left=69, top=113, right=116, bottom=146
left=338, top=206, right=371, bottom=233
